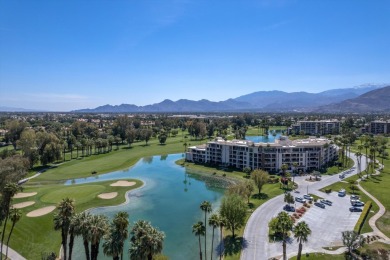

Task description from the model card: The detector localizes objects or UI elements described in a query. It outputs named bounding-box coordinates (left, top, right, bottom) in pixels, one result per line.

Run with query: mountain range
left=73, top=84, right=389, bottom=113
left=317, top=85, right=390, bottom=113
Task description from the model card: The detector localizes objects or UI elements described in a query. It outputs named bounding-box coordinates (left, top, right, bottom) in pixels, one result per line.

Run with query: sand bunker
left=110, top=180, right=136, bottom=187
left=14, top=192, right=37, bottom=199
left=98, top=192, right=118, bottom=199
left=13, top=192, right=37, bottom=199
left=27, top=206, right=56, bottom=217
left=13, top=201, right=36, bottom=209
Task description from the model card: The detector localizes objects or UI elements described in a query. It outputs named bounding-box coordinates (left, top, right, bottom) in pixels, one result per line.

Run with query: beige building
left=369, top=121, right=390, bottom=134
left=289, top=120, right=340, bottom=136
left=186, top=136, right=338, bottom=173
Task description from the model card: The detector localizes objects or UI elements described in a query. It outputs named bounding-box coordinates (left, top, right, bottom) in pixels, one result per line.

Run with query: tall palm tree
left=5, top=208, right=21, bottom=259
left=364, top=141, right=370, bottom=174
left=89, top=214, right=109, bottom=260
left=0, top=183, right=20, bottom=259
left=200, top=201, right=212, bottom=260
left=112, top=211, right=129, bottom=260
left=72, top=212, right=92, bottom=260
left=103, top=229, right=121, bottom=260
left=273, top=211, right=293, bottom=260
left=53, top=197, right=75, bottom=260
left=192, top=221, right=206, bottom=260
left=218, top=216, right=226, bottom=260
left=355, top=152, right=362, bottom=177
left=208, top=214, right=219, bottom=260
left=129, top=220, right=165, bottom=260
left=293, top=221, right=311, bottom=260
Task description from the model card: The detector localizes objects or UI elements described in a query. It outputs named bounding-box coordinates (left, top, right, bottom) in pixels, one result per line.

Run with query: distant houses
left=186, top=136, right=338, bottom=173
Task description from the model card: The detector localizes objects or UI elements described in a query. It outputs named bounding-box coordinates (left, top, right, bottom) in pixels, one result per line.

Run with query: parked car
left=303, top=194, right=313, bottom=201
left=314, top=202, right=326, bottom=208
left=283, top=204, right=295, bottom=212
left=352, top=201, right=365, bottom=207
left=350, top=195, right=360, bottom=200
left=295, top=197, right=307, bottom=203
left=339, top=174, right=345, bottom=179
left=338, top=189, right=346, bottom=197
left=320, top=199, right=332, bottom=206
left=350, top=207, right=363, bottom=212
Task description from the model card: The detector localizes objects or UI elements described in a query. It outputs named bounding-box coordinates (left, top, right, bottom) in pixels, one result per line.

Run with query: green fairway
left=246, top=126, right=286, bottom=136
left=8, top=179, right=142, bottom=259
left=32, top=134, right=190, bottom=182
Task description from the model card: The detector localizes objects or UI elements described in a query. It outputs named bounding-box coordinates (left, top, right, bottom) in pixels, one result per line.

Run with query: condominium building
left=369, top=121, right=390, bottom=134
left=289, top=120, right=340, bottom=136
left=186, top=136, right=338, bottom=173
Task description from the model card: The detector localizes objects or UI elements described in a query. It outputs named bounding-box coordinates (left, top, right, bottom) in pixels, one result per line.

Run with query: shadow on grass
left=252, top=193, right=269, bottom=200
left=221, top=235, right=248, bottom=257
left=122, top=146, right=134, bottom=150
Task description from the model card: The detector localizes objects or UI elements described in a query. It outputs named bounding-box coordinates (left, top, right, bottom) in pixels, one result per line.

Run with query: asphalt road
left=241, top=152, right=367, bottom=260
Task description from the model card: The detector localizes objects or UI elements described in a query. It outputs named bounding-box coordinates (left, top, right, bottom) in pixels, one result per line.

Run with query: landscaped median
left=354, top=201, right=372, bottom=234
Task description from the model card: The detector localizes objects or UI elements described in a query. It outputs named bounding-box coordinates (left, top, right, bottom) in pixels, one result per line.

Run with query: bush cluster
left=354, top=201, right=372, bottom=234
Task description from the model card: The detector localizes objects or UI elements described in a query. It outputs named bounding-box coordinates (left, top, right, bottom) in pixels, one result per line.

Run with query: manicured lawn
left=7, top=179, right=142, bottom=259
left=323, top=157, right=354, bottom=175
left=176, top=159, right=246, bottom=180
left=32, top=135, right=190, bottom=182
left=289, top=252, right=346, bottom=260
left=246, top=126, right=286, bottom=136
left=289, top=242, right=390, bottom=260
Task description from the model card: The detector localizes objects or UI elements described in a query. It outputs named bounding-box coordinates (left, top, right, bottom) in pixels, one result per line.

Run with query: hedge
left=354, top=201, right=372, bottom=234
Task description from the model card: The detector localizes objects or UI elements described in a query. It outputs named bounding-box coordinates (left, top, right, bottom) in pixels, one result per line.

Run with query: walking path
left=356, top=163, right=390, bottom=243
left=241, top=152, right=370, bottom=260
left=1, top=243, right=26, bottom=260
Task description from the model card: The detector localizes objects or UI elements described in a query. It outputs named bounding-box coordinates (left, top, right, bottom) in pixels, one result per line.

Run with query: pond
left=245, top=130, right=283, bottom=143
left=70, top=153, right=226, bottom=260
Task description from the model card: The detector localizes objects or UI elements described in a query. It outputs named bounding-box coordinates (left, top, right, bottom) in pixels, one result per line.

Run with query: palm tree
left=72, top=212, right=92, bottom=260
left=5, top=208, right=21, bottom=259
left=112, top=211, right=129, bottom=260
left=192, top=221, right=206, bottom=260
left=281, top=163, right=288, bottom=177
left=272, top=211, right=293, bottom=260
left=364, top=141, right=370, bottom=174
left=89, top=214, right=109, bottom=260
left=218, top=216, right=226, bottom=260
left=103, top=229, right=121, bottom=260
left=355, top=152, right=362, bottom=177
left=0, top=183, right=20, bottom=259
left=208, top=214, right=219, bottom=260
left=53, top=197, right=75, bottom=260
left=129, top=220, right=165, bottom=260
left=293, top=221, right=311, bottom=260
left=200, top=201, right=212, bottom=260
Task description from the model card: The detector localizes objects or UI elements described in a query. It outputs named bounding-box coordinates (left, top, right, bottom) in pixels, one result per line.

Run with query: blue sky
left=1, top=0, right=389, bottom=111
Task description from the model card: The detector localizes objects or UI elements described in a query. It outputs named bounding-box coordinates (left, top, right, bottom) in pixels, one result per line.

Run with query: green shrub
left=325, top=188, right=332, bottom=194
left=354, top=201, right=372, bottom=234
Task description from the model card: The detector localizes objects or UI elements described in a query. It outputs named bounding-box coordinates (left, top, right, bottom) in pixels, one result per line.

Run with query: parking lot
left=297, top=191, right=362, bottom=248
left=267, top=191, right=362, bottom=257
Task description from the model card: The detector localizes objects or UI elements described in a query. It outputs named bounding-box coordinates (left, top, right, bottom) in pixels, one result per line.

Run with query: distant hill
left=317, top=85, right=390, bottom=113
left=234, top=85, right=384, bottom=111
left=73, top=84, right=384, bottom=113
left=75, top=99, right=254, bottom=113
left=0, top=106, right=41, bottom=112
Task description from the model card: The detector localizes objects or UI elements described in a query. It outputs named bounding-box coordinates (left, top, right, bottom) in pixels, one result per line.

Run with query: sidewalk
left=0, top=244, right=26, bottom=260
